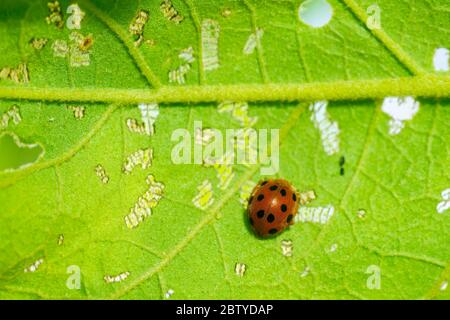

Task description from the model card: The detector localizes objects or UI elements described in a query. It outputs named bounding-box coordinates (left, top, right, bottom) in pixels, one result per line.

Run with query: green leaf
left=0, top=0, right=449, bottom=300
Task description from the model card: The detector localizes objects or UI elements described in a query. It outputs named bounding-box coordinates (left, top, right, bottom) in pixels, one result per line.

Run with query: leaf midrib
left=2, top=0, right=449, bottom=107
left=0, top=75, right=449, bottom=105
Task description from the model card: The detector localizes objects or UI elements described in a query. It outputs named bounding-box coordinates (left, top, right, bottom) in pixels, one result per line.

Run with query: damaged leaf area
left=0, top=0, right=449, bottom=300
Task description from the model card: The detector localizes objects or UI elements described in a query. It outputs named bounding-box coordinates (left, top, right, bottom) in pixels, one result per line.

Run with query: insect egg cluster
left=235, top=263, right=246, bottom=277
left=295, top=205, right=335, bottom=224
left=95, top=164, right=109, bottom=184
left=129, top=9, right=149, bottom=47
left=52, top=40, right=69, bottom=57
left=310, top=101, right=340, bottom=156
left=124, top=175, right=165, bottom=229
left=104, top=271, right=130, bottom=283
left=243, top=28, right=264, bottom=55
left=381, top=97, right=420, bottom=136
left=67, top=105, right=85, bottom=119
left=24, top=258, right=44, bottom=273
left=298, top=190, right=316, bottom=205
left=169, top=47, right=195, bottom=85
left=160, top=0, right=184, bottom=24
left=14, top=64, right=29, bottom=83
left=127, top=103, right=159, bottom=136
left=52, top=32, right=93, bottom=67
left=281, top=240, right=293, bottom=257
left=46, top=1, right=64, bottom=29
left=192, top=180, right=214, bottom=210
left=0, top=63, right=29, bottom=84
left=1, top=105, right=22, bottom=129
left=201, top=19, right=220, bottom=71
left=122, top=148, right=153, bottom=175
left=127, top=118, right=147, bottom=135
left=69, top=32, right=93, bottom=67
left=29, top=38, right=48, bottom=50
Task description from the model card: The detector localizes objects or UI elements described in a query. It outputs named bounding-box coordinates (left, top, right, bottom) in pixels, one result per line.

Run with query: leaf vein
left=80, top=0, right=162, bottom=88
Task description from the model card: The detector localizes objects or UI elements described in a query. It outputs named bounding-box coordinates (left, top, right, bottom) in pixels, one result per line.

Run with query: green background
left=0, top=0, right=449, bottom=299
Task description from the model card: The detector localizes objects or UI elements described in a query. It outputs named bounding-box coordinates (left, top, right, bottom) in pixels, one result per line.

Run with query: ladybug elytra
left=247, top=179, right=300, bottom=238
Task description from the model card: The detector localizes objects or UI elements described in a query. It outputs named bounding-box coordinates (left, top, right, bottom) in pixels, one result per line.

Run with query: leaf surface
left=0, top=0, right=449, bottom=299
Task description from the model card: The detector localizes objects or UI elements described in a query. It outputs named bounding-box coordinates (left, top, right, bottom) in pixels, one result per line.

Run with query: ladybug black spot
left=281, top=204, right=287, bottom=212
left=257, top=194, right=264, bottom=201
left=269, top=185, right=278, bottom=191
left=280, top=189, right=286, bottom=196
left=269, top=228, right=277, bottom=234
left=249, top=217, right=254, bottom=225
left=267, top=213, right=275, bottom=223
left=292, top=193, right=297, bottom=202
left=287, top=214, right=293, bottom=223
left=256, top=210, right=265, bottom=218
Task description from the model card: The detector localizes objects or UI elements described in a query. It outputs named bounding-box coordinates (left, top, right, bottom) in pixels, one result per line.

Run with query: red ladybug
left=247, top=179, right=300, bottom=238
